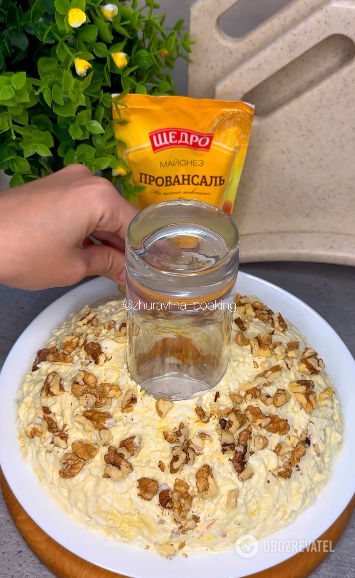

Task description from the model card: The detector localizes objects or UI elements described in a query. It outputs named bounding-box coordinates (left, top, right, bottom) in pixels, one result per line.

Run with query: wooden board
left=1, top=469, right=354, bottom=578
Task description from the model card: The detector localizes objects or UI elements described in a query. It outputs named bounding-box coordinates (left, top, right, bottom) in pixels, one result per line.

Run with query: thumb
left=81, top=244, right=125, bottom=282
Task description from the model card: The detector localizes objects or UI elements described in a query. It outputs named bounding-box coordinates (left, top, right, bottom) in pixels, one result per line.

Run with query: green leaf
left=76, top=143, right=96, bottom=158
left=81, top=71, right=93, bottom=91
left=31, top=114, right=53, bottom=132
left=94, top=18, right=112, bottom=44
left=7, top=104, right=24, bottom=115
left=69, top=123, right=83, bottom=139
left=52, top=83, right=64, bottom=105
left=78, top=24, right=98, bottom=43
left=0, top=52, right=4, bottom=70
left=10, top=157, right=31, bottom=173
left=93, top=42, right=108, bottom=58
left=43, top=87, right=52, bottom=107
left=0, top=85, right=15, bottom=100
left=20, top=142, right=52, bottom=158
left=11, top=72, right=26, bottom=90
left=58, top=140, right=74, bottom=157
left=43, top=0, right=56, bottom=14
left=54, top=0, right=70, bottom=16
left=85, top=120, right=104, bottom=134
left=101, top=92, right=112, bottom=108
left=158, top=80, right=171, bottom=93
left=14, top=89, right=30, bottom=103
left=8, top=31, right=29, bottom=51
left=35, top=143, right=53, bottom=157
left=174, top=19, right=184, bottom=32
left=0, top=77, right=11, bottom=87
left=12, top=109, right=29, bottom=125
left=63, top=70, right=74, bottom=90
left=56, top=41, right=68, bottom=62
left=112, top=25, right=131, bottom=38
left=10, top=174, right=25, bottom=187
left=93, top=104, right=104, bottom=124
left=53, top=99, right=77, bottom=117
left=76, top=109, right=91, bottom=124
left=166, top=31, right=176, bottom=52
left=135, top=84, right=147, bottom=94
left=71, top=0, right=85, bottom=9
left=134, top=49, right=152, bottom=70
left=94, top=156, right=112, bottom=170
left=121, top=75, right=131, bottom=91
left=182, top=33, right=192, bottom=53
left=6, top=4, right=18, bottom=29
left=32, top=0, right=45, bottom=21
left=110, top=41, right=126, bottom=54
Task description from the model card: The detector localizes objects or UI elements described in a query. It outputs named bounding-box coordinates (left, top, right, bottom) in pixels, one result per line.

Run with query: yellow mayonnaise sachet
left=113, top=95, right=254, bottom=215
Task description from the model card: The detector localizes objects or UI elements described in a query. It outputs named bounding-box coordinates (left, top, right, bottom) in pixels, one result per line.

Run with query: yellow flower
left=160, top=49, right=169, bottom=59
left=101, top=3, right=118, bottom=21
left=74, top=58, right=92, bottom=77
left=112, top=165, right=127, bottom=176
left=68, top=8, right=86, bottom=28
left=111, top=52, right=128, bottom=69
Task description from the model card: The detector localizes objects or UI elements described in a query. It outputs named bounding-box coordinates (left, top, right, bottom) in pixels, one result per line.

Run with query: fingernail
left=117, top=270, right=126, bottom=284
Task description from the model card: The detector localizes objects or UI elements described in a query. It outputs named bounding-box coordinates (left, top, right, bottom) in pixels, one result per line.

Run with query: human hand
left=0, top=164, right=137, bottom=290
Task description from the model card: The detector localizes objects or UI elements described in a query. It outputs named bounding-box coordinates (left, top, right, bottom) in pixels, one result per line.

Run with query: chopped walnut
left=245, top=387, right=261, bottom=401
left=278, top=460, right=293, bottom=479
left=25, top=423, right=42, bottom=439
left=236, top=331, right=250, bottom=346
left=318, top=387, right=333, bottom=401
left=257, top=364, right=282, bottom=383
left=155, top=543, right=176, bottom=559
left=32, top=348, right=50, bottom=371
left=195, top=405, right=210, bottom=423
left=219, top=409, right=247, bottom=435
left=239, top=376, right=267, bottom=392
left=291, top=442, right=307, bottom=466
left=84, top=342, right=103, bottom=365
left=41, top=372, right=65, bottom=397
left=245, top=405, right=270, bottom=428
left=76, top=310, right=96, bottom=327
left=82, top=410, right=116, bottom=430
left=256, top=333, right=273, bottom=357
left=231, top=426, right=252, bottom=476
left=72, top=371, right=120, bottom=409
left=255, top=311, right=272, bottom=324
left=59, top=453, right=85, bottom=478
left=196, top=464, right=218, bottom=499
left=52, top=430, right=68, bottom=449
left=156, top=398, right=173, bottom=418
left=121, top=388, right=137, bottom=413
left=289, top=380, right=315, bottom=393
left=119, top=435, right=141, bottom=457
left=72, top=440, right=98, bottom=460
left=254, top=435, right=268, bottom=451
left=298, top=349, right=324, bottom=375
left=170, top=446, right=188, bottom=474
left=226, top=488, right=239, bottom=510
left=234, top=317, right=246, bottom=331
left=260, top=392, right=273, bottom=406
left=219, top=429, right=235, bottom=454
left=265, top=415, right=290, bottom=435
left=273, top=388, right=291, bottom=407
left=294, top=391, right=317, bottom=414
left=158, top=460, right=165, bottom=472
left=172, top=478, right=193, bottom=521
left=273, top=442, right=292, bottom=457
left=272, top=312, right=287, bottom=332
left=42, top=406, right=59, bottom=434
left=62, top=335, right=80, bottom=355
left=137, top=478, right=159, bottom=501
left=99, top=429, right=113, bottom=446
left=74, top=414, right=95, bottom=432
left=46, top=346, right=73, bottom=364
left=286, top=341, right=299, bottom=358
left=229, top=392, right=243, bottom=404
left=103, top=445, right=133, bottom=481
left=238, top=466, right=254, bottom=481
left=159, top=488, right=172, bottom=509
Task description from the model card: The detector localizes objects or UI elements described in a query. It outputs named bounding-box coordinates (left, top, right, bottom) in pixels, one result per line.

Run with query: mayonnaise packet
left=113, top=94, right=254, bottom=215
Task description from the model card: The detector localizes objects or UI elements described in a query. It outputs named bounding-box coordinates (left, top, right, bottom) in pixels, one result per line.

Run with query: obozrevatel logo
left=235, top=534, right=260, bottom=559
left=149, top=128, right=214, bottom=153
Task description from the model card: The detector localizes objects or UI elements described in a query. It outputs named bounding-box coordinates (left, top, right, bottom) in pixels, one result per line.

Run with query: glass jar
left=125, top=199, right=239, bottom=400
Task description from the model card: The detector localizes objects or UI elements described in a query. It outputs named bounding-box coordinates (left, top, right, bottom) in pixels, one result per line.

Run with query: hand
left=0, top=164, right=137, bottom=290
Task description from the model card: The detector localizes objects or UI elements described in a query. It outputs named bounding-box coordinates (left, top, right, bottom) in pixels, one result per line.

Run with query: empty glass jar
left=125, top=199, right=239, bottom=400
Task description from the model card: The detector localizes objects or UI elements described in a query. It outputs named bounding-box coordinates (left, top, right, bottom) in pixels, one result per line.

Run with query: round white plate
left=0, top=273, right=354, bottom=578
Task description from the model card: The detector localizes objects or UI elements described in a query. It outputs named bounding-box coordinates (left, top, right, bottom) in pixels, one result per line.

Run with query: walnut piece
left=158, top=460, right=165, bottom=472
left=159, top=488, right=172, bottom=509
left=52, top=430, right=68, bottom=449
left=231, top=425, right=252, bottom=477
left=245, top=405, right=270, bottom=428
left=25, top=423, right=42, bottom=439
left=156, top=398, right=174, bottom=418
left=226, top=488, right=239, bottom=510
left=99, top=429, right=113, bottom=446
left=260, top=392, right=273, bottom=406
left=137, top=477, right=159, bottom=501
left=278, top=460, right=293, bottom=479
left=294, top=391, right=317, bottom=414
left=272, top=312, right=287, bottom=332
left=59, top=453, right=85, bottom=478
left=273, top=442, right=292, bottom=457
left=254, top=435, right=268, bottom=451
left=265, top=415, right=290, bottom=435
left=298, top=349, right=324, bottom=375
left=289, top=380, right=315, bottom=393
left=72, top=440, right=99, bottom=460
left=119, top=435, right=141, bottom=457
left=121, top=388, right=137, bottom=413
left=83, top=410, right=116, bottom=431
left=84, top=341, right=103, bottom=365
left=229, top=392, right=243, bottom=405
left=196, top=464, right=218, bottom=499
left=291, top=442, right=307, bottom=466
left=273, top=388, right=291, bottom=407
left=32, top=348, right=50, bottom=371
left=236, top=331, right=250, bottom=346
left=76, top=310, right=96, bottom=327
left=103, top=445, right=133, bottom=481
left=42, top=406, right=59, bottom=434
left=238, top=466, right=254, bottom=481
left=195, top=405, right=210, bottom=423
left=41, top=371, right=65, bottom=397
left=61, top=334, right=80, bottom=355
left=319, top=387, right=333, bottom=401
left=256, top=333, right=273, bottom=357
left=172, top=478, right=193, bottom=521
left=286, top=341, right=299, bottom=358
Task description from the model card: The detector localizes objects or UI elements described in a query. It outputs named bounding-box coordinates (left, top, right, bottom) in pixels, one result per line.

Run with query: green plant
left=0, top=0, right=192, bottom=199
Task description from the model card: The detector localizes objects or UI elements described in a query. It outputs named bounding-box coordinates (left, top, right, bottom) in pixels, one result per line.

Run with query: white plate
left=0, top=273, right=354, bottom=578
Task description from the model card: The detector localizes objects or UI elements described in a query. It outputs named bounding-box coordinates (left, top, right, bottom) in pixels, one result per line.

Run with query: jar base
left=140, top=373, right=213, bottom=401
